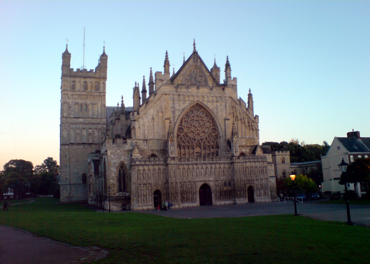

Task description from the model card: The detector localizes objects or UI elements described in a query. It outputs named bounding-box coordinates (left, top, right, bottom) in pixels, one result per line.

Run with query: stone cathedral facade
left=60, top=42, right=277, bottom=210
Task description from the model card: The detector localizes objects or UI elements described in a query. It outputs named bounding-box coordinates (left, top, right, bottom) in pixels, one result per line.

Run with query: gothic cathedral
left=60, top=42, right=277, bottom=210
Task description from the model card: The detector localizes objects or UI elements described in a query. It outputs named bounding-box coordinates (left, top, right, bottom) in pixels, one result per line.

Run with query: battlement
left=273, top=151, right=290, bottom=155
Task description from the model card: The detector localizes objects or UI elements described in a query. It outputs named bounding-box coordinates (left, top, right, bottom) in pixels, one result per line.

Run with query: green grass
left=1, top=198, right=370, bottom=263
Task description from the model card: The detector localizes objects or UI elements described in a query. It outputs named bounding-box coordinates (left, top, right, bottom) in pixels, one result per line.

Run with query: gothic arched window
left=176, top=104, right=219, bottom=158
left=71, top=81, right=76, bottom=90
left=118, top=165, right=126, bottom=193
left=95, top=82, right=99, bottom=91
left=83, top=81, right=87, bottom=91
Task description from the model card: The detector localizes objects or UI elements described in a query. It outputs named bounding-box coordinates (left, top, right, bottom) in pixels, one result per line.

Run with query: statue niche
left=177, top=104, right=219, bottom=158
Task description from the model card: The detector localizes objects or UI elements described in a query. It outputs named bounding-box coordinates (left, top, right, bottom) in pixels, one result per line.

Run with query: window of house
left=228, top=181, right=231, bottom=187
left=282, top=172, right=286, bottom=178
left=71, top=81, right=76, bottom=90
left=350, top=155, right=354, bottom=162
left=358, top=155, right=362, bottom=158
left=365, top=155, right=368, bottom=158
left=337, top=146, right=341, bottom=150
left=95, top=82, right=99, bottom=91
left=83, top=81, right=87, bottom=91
left=224, top=182, right=227, bottom=187
left=281, top=157, right=285, bottom=164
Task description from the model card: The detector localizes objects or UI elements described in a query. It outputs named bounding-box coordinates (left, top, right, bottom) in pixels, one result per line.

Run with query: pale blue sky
left=0, top=1, right=369, bottom=168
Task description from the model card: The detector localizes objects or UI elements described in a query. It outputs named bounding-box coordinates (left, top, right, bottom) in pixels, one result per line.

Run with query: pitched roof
left=337, top=137, right=370, bottom=153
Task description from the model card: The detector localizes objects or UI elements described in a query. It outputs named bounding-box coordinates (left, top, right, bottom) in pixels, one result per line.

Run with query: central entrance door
left=153, top=190, right=161, bottom=208
left=199, top=184, right=212, bottom=206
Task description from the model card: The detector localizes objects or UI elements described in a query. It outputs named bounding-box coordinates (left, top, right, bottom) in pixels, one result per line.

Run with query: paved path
left=136, top=202, right=370, bottom=226
left=0, top=226, right=108, bottom=264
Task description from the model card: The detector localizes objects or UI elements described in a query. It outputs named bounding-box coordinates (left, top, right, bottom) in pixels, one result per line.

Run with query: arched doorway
left=199, top=184, right=212, bottom=206
left=248, top=186, right=254, bottom=203
left=153, top=190, right=161, bottom=208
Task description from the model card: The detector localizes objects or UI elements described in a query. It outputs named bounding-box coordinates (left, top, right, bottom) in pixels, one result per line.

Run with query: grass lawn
left=1, top=198, right=370, bottom=263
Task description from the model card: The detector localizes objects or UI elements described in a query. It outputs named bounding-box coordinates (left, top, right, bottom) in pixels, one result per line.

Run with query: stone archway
left=199, top=184, right=212, bottom=206
left=248, top=186, right=255, bottom=203
left=153, top=190, right=161, bottom=209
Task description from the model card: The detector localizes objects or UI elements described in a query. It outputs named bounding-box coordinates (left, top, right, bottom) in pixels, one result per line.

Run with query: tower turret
left=133, top=82, right=140, bottom=113
left=99, top=46, right=108, bottom=78
left=148, top=68, right=154, bottom=95
left=210, top=57, right=220, bottom=84
left=225, top=56, right=231, bottom=84
left=62, top=44, right=71, bottom=76
left=141, top=76, right=147, bottom=102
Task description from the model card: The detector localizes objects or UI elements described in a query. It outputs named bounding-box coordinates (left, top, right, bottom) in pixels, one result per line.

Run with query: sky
left=0, top=1, right=369, bottom=169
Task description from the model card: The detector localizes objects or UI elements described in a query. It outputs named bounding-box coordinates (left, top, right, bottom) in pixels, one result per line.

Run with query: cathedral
left=59, top=42, right=277, bottom=210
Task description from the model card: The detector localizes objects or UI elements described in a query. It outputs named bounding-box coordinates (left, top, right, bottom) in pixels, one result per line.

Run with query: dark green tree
left=34, top=157, right=60, bottom=196
left=2, top=159, right=34, bottom=199
left=340, top=158, right=370, bottom=198
left=285, top=174, right=317, bottom=196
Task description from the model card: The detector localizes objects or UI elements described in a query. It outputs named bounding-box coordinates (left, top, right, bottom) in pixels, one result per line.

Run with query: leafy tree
left=34, top=157, right=60, bottom=196
left=263, top=140, right=329, bottom=162
left=340, top=158, right=370, bottom=197
left=285, top=174, right=317, bottom=194
left=2, top=159, right=34, bottom=199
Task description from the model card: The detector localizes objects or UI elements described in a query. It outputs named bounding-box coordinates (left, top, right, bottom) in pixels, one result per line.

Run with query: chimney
left=347, top=130, right=360, bottom=139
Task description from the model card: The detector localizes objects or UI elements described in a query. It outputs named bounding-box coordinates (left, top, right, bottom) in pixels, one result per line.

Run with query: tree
left=340, top=158, right=370, bottom=198
left=34, top=157, right=60, bottom=196
left=2, top=159, right=34, bottom=199
left=285, top=174, right=317, bottom=194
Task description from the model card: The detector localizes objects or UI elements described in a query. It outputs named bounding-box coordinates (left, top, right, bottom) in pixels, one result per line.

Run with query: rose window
left=177, top=104, right=219, bottom=157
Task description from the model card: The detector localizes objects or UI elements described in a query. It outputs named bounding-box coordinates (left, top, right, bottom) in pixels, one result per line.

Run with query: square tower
left=60, top=45, right=108, bottom=203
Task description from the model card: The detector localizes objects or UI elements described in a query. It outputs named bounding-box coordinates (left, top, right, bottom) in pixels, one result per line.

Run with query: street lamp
left=108, top=186, right=111, bottom=213
left=338, top=158, right=353, bottom=225
left=290, top=172, right=298, bottom=216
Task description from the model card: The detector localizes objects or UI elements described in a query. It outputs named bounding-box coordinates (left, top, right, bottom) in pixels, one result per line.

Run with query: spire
left=183, top=52, right=185, bottom=63
left=193, top=39, right=196, bottom=53
left=248, top=88, right=254, bottom=115
left=101, top=43, right=107, bottom=58
left=141, top=75, right=147, bottom=102
left=164, top=51, right=170, bottom=74
left=62, top=43, right=71, bottom=57
left=149, top=67, right=154, bottom=95
left=225, top=56, right=231, bottom=83
left=211, top=55, right=220, bottom=83
left=172, top=64, right=175, bottom=77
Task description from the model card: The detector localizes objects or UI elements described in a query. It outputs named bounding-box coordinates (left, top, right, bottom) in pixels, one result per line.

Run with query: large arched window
left=118, top=165, right=126, bottom=193
left=176, top=104, right=219, bottom=158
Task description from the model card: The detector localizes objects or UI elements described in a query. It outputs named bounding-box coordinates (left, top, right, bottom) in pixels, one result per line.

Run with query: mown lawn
left=0, top=198, right=369, bottom=263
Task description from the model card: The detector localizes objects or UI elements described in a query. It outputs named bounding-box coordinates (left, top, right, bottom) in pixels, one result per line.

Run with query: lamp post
left=338, top=158, right=353, bottom=225
left=108, top=186, right=111, bottom=213
left=290, top=172, right=298, bottom=216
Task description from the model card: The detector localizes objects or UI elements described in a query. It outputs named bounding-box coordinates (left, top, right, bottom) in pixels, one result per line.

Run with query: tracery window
left=118, top=165, right=126, bottom=193
left=177, top=104, right=219, bottom=158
